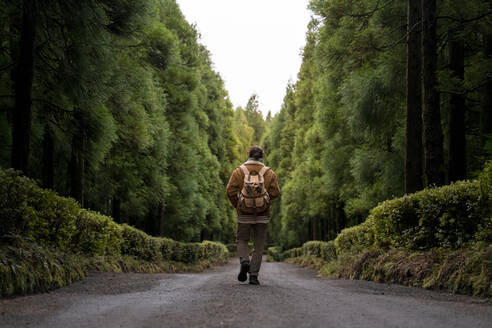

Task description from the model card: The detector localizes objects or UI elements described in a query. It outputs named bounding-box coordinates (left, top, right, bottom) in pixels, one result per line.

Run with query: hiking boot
left=249, top=275, right=260, bottom=285
left=238, top=261, right=249, bottom=282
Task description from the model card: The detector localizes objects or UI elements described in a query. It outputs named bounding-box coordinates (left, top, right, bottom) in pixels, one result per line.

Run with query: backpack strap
left=258, top=166, right=270, bottom=177
left=258, top=166, right=270, bottom=183
left=239, top=165, right=249, bottom=178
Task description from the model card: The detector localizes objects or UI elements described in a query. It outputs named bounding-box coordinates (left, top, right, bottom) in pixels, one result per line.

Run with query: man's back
left=226, top=159, right=280, bottom=220
left=226, top=146, right=280, bottom=285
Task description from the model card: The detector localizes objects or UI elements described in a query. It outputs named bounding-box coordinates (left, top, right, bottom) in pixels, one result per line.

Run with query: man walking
left=226, top=145, right=280, bottom=285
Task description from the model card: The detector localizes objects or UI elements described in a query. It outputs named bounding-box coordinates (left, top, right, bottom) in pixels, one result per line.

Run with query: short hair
left=248, top=145, right=263, bottom=159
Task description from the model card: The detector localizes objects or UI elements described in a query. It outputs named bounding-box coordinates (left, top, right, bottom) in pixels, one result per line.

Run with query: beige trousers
left=236, top=223, right=268, bottom=276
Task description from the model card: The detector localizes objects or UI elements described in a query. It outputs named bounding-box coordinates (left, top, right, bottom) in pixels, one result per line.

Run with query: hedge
left=302, top=241, right=337, bottom=262
left=283, top=247, right=302, bottom=259
left=0, top=169, right=228, bottom=297
left=267, top=246, right=284, bottom=262
left=280, top=163, right=492, bottom=296
left=334, top=161, right=492, bottom=253
left=271, top=242, right=336, bottom=262
left=289, top=162, right=492, bottom=258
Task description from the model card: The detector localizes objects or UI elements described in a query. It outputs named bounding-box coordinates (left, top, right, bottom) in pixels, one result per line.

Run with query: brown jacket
left=226, top=160, right=280, bottom=219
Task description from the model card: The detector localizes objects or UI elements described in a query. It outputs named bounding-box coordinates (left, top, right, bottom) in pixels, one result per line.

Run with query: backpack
left=238, top=164, right=271, bottom=215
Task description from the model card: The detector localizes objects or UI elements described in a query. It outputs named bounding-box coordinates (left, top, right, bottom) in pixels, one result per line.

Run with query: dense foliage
left=263, top=0, right=492, bottom=249
left=274, top=163, right=491, bottom=296
left=0, top=0, right=276, bottom=243
left=0, top=169, right=229, bottom=296
left=0, top=169, right=228, bottom=261
left=274, top=162, right=490, bottom=257
left=2, top=0, right=491, bottom=287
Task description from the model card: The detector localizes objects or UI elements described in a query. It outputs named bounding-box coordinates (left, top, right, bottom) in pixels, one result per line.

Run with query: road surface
left=1, top=258, right=491, bottom=327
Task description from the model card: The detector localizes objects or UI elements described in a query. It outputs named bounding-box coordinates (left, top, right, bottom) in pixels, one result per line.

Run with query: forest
left=0, top=0, right=267, bottom=244
left=264, top=0, right=492, bottom=249
left=0, top=0, right=491, bottom=251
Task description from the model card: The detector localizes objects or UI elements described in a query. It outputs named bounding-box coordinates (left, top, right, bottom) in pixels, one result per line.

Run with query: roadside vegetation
left=268, top=163, right=492, bottom=297
left=263, top=0, right=492, bottom=250
left=0, top=170, right=228, bottom=297
left=264, top=0, right=491, bottom=297
left=1, top=0, right=491, bottom=299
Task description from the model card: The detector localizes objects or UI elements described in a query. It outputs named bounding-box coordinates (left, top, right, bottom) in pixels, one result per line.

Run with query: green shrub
left=302, top=241, right=323, bottom=257
left=179, top=242, right=201, bottom=263
left=71, top=210, right=123, bottom=256
left=283, top=247, right=302, bottom=258
left=0, top=169, right=231, bottom=297
left=0, top=170, right=78, bottom=250
left=290, top=241, right=338, bottom=262
left=479, top=161, right=492, bottom=218
left=335, top=220, right=375, bottom=255
left=0, top=169, right=40, bottom=237
left=200, top=241, right=228, bottom=262
left=267, top=246, right=284, bottom=262
left=473, top=217, right=492, bottom=244
left=370, top=180, right=485, bottom=249
left=0, top=169, right=228, bottom=265
left=319, top=241, right=337, bottom=261
left=159, top=237, right=177, bottom=261
left=120, top=224, right=162, bottom=261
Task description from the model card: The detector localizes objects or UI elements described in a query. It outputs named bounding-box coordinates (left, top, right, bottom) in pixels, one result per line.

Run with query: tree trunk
left=158, top=201, right=165, bottom=236
left=11, top=0, right=36, bottom=174
left=42, top=124, right=54, bottom=189
left=422, top=0, right=444, bottom=186
left=448, top=31, right=466, bottom=182
left=311, top=217, right=319, bottom=240
left=405, top=0, right=424, bottom=193
left=482, top=34, right=492, bottom=147
left=201, top=229, right=212, bottom=242
left=112, top=198, right=121, bottom=223
left=70, top=133, right=85, bottom=205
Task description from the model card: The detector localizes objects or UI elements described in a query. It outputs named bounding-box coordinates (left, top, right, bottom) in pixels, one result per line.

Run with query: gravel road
left=1, top=258, right=491, bottom=328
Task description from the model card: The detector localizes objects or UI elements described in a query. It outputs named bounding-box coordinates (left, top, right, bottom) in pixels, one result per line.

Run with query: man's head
left=248, top=145, right=264, bottom=160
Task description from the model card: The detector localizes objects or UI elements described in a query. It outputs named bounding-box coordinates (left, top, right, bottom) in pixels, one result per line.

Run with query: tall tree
left=41, top=124, right=54, bottom=189
left=11, top=0, right=36, bottom=174
left=422, top=0, right=444, bottom=186
left=482, top=33, right=492, bottom=155
left=405, top=0, right=423, bottom=193
left=447, top=28, right=466, bottom=181
left=245, top=94, right=266, bottom=144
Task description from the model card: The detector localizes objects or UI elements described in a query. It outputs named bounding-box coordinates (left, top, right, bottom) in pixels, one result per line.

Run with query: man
left=226, top=145, right=280, bottom=285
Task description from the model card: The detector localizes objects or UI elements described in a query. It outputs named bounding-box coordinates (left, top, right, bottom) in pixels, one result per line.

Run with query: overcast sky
left=175, top=0, right=312, bottom=116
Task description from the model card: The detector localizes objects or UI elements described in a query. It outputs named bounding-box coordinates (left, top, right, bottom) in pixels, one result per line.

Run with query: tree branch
left=437, top=12, right=492, bottom=24
left=0, top=63, right=14, bottom=72
left=439, top=77, right=492, bottom=95
left=32, top=98, right=74, bottom=113
left=342, top=0, right=395, bottom=19
left=370, top=21, right=422, bottom=52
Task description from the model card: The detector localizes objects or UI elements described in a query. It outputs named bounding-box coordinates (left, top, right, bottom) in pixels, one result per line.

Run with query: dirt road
left=1, top=258, right=491, bottom=328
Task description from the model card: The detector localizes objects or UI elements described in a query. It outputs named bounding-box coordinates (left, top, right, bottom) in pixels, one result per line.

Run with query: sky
left=175, top=0, right=312, bottom=116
